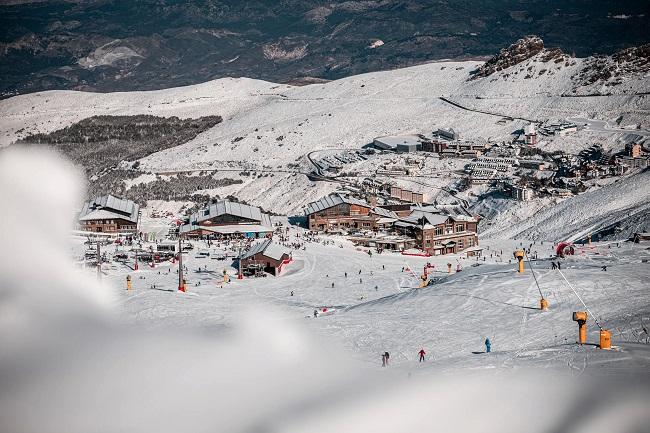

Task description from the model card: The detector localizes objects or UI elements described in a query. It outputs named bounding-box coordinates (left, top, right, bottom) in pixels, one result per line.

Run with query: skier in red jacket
left=418, top=349, right=426, bottom=362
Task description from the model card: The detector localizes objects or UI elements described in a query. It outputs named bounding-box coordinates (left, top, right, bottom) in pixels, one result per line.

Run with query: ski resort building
left=180, top=200, right=273, bottom=239
left=524, top=123, right=537, bottom=145
left=240, top=239, right=291, bottom=276
left=395, top=210, right=479, bottom=256
left=372, top=135, right=422, bottom=152
left=304, top=193, right=375, bottom=231
left=78, top=195, right=140, bottom=234
left=389, top=186, right=424, bottom=204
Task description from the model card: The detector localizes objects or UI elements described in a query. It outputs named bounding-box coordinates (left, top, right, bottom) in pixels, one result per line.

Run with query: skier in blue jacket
left=485, top=338, right=491, bottom=353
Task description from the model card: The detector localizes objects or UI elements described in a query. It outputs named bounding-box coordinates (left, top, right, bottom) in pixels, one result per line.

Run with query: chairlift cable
left=557, top=268, right=603, bottom=330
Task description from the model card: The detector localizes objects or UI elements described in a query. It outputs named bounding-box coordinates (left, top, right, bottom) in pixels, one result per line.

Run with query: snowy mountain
left=1, top=37, right=649, bottom=239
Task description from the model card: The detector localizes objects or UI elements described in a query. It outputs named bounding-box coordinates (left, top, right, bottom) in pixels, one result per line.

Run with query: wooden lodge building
left=395, top=210, right=479, bottom=256
left=304, top=193, right=376, bottom=231
left=78, top=195, right=139, bottom=234
left=240, top=239, right=291, bottom=276
left=180, top=200, right=273, bottom=239
left=305, top=193, right=480, bottom=256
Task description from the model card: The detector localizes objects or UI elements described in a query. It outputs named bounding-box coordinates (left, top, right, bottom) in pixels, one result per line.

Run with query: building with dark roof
left=180, top=200, right=273, bottom=239
left=395, top=210, right=479, bottom=256
left=78, top=195, right=139, bottom=234
left=240, top=239, right=291, bottom=276
left=304, top=193, right=376, bottom=232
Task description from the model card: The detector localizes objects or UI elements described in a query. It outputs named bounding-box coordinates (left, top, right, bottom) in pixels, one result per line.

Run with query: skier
left=313, top=309, right=318, bottom=318
left=360, top=278, right=363, bottom=284
left=551, top=262, right=557, bottom=270
left=602, top=266, right=607, bottom=271
left=345, top=272, right=347, bottom=278
left=384, top=351, right=390, bottom=366
left=381, top=353, right=386, bottom=367
left=331, top=282, right=335, bottom=288
left=418, top=349, right=426, bottom=362
left=485, top=338, right=491, bottom=353
left=557, top=262, right=562, bottom=270
left=382, top=264, right=385, bottom=270
left=359, top=269, right=362, bottom=275
left=290, top=290, right=294, bottom=296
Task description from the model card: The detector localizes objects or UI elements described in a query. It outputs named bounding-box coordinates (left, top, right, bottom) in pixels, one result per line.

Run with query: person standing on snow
left=381, top=353, right=386, bottom=367
left=384, top=351, right=390, bottom=366
left=418, top=349, right=426, bottom=362
left=485, top=338, right=491, bottom=353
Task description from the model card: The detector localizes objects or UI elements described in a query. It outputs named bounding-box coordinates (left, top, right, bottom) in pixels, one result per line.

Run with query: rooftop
left=79, top=195, right=139, bottom=223
left=304, top=193, right=371, bottom=215
left=241, top=239, right=290, bottom=261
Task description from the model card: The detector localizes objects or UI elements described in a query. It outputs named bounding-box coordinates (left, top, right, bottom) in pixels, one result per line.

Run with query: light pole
left=96, top=241, right=101, bottom=281
left=178, top=236, right=185, bottom=292
left=237, top=234, right=244, bottom=279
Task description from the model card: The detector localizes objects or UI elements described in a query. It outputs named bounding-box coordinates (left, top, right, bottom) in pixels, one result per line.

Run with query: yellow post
left=599, top=329, right=611, bottom=349
left=514, top=250, right=525, bottom=273
left=223, top=269, right=229, bottom=283
left=573, top=311, right=588, bottom=344
left=126, top=275, right=132, bottom=291
left=540, top=298, right=549, bottom=311
left=447, top=263, right=452, bottom=274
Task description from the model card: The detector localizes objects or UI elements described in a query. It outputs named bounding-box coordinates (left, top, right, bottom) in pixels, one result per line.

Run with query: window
left=435, top=226, right=443, bottom=236
left=468, top=237, right=474, bottom=247
left=458, top=239, right=464, bottom=249
left=455, top=224, right=465, bottom=233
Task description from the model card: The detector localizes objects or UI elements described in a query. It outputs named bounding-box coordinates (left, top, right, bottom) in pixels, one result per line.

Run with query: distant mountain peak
left=470, top=36, right=555, bottom=79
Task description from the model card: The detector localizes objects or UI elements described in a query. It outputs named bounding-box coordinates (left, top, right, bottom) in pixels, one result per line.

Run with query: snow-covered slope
left=480, top=169, right=650, bottom=242
left=1, top=43, right=648, bottom=219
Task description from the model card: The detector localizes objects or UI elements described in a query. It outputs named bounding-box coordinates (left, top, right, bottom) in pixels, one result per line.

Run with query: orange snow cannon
left=514, top=250, right=525, bottom=273
left=126, top=275, right=132, bottom=291
left=572, top=311, right=588, bottom=344
left=540, top=297, right=549, bottom=311
left=599, top=329, right=612, bottom=350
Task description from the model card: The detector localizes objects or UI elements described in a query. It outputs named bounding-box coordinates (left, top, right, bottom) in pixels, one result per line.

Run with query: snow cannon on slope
left=572, top=311, right=588, bottom=344
left=513, top=249, right=525, bottom=273
left=556, top=242, right=575, bottom=258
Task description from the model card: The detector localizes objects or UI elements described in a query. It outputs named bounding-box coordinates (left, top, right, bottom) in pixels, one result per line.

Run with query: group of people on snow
left=380, top=339, right=492, bottom=367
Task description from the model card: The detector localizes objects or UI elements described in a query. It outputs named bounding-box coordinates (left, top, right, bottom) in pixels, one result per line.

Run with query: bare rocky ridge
left=573, top=44, right=650, bottom=89
left=470, top=36, right=548, bottom=79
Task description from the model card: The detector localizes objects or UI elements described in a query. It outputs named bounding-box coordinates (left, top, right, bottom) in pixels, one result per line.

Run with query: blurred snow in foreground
left=0, top=148, right=648, bottom=433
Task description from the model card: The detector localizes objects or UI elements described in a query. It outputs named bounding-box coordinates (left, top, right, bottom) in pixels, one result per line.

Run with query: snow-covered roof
left=179, top=223, right=272, bottom=235
left=304, top=193, right=371, bottom=215
left=370, top=207, right=399, bottom=219
left=402, top=210, right=449, bottom=226
left=79, top=195, right=139, bottom=223
left=241, top=239, right=289, bottom=261
left=373, top=135, right=422, bottom=149
left=190, top=200, right=271, bottom=227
